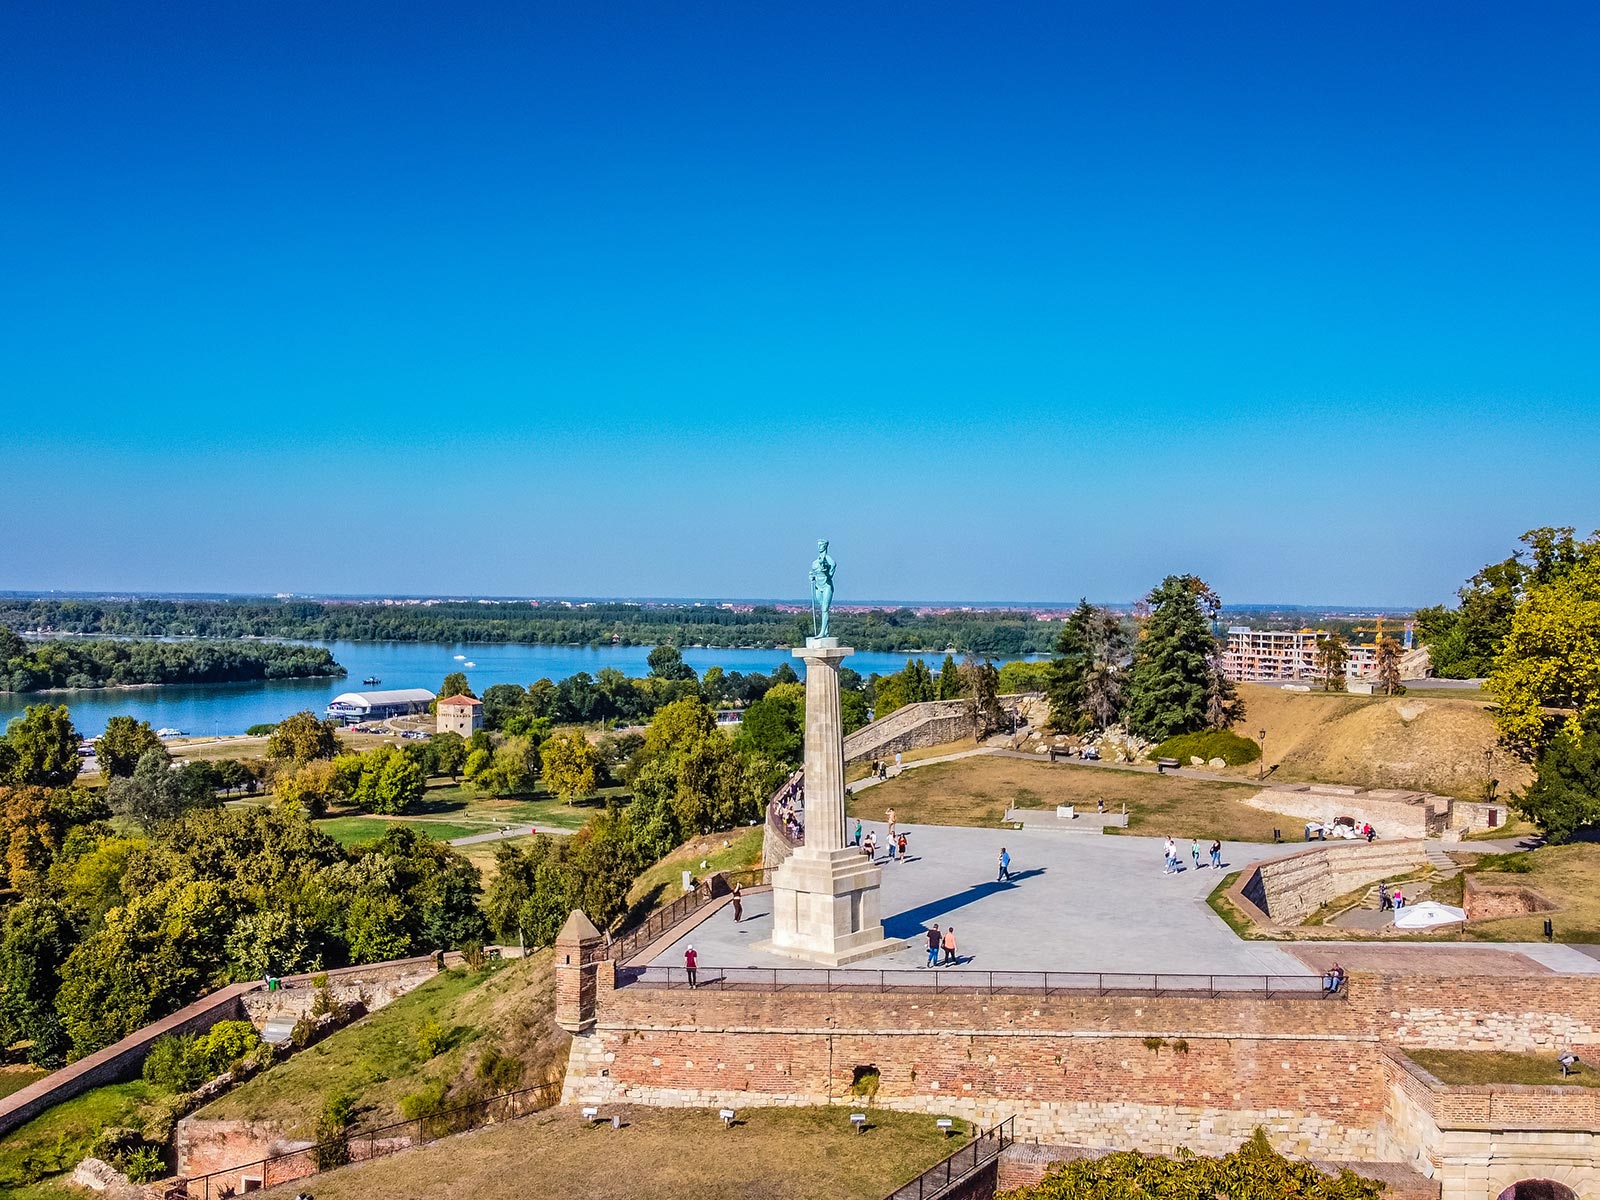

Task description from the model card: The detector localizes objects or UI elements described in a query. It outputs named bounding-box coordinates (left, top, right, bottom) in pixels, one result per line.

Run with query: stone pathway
left=447, top=824, right=566, bottom=846
left=846, top=747, right=1000, bottom=794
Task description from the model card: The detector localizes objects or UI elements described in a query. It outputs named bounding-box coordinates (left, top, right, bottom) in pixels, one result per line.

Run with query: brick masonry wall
left=562, top=973, right=1600, bottom=1166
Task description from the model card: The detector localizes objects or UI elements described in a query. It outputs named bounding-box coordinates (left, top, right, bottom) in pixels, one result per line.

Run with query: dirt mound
left=1235, top=685, right=1530, bottom=800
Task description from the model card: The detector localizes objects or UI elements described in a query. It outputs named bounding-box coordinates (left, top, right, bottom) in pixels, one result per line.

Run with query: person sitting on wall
left=1324, top=963, right=1347, bottom=994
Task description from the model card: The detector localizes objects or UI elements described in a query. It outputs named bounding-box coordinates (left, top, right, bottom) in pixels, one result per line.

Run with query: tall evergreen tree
left=937, top=654, right=964, bottom=700
left=1046, top=600, right=1096, bottom=732
left=1123, top=576, right=1220, bottom=742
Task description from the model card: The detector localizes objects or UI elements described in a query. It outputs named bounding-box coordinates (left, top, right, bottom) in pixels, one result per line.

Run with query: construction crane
left=1351, top=618, right=1416, bottom=649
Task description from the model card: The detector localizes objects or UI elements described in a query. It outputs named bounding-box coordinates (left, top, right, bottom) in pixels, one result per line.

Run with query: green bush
left=399, top=1079, right=450, bottom=1120
left=122, top=1146, right=166, bottom=1183
left=474, top=1046, right=524, bottom=1093
left=416, top=1018, right=447, bottom=1059
left=1152, top=730, right=1261, bottom=766
left=246, top=723, right=278, bottom=736
left=193, top=1020, right=261, bottom=1074
left=142, top=1034, right=207, bottom=1092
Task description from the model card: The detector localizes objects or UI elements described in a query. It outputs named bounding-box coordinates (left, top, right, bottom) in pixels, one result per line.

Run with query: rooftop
left=437, top=694, right=482, bottom=707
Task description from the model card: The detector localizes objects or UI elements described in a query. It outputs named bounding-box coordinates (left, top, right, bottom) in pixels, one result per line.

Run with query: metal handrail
left=883, top=1115, right=1014, bottom=1200
left=171, top=1080, right=562, bottom=1199
left=605, top=866, right=776, bottom=964
left=617, top=966, right=1342, bottom=1000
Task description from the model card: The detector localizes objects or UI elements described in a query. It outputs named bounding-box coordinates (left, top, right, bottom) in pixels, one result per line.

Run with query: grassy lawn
left=261, top=1104, right=967, bottom=1200
left=1407, top=1050, right=1600, bottom=1088
left=200, top=954, right=568, bottom=1140
left=0, top=1080, right=157, bottom=1193
left=316, top=816, right=486, bottom=846
left=848, top=756, right=1294, bottom=842
left=623, top=827, right=764, bottom=924
left=1458, top=843, right=1600, bottom=943
left=0, top=1065, right=48, bottom=1100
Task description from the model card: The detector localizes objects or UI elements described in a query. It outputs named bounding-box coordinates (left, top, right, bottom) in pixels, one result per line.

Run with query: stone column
left=759, top=637, right=905, bottom=966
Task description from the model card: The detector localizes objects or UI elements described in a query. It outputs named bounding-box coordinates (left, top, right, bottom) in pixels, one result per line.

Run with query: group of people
left=854, top=808, right=910, bottom=862
left=866, top=751, right=903, bottom=782
left=774, top=781, right=805, bottom=841
left=924, top=923, right=959, bottom=966
left=1162, top=836, right=1224, bottom=874
left=1377, top=883, right=1406, bottom=911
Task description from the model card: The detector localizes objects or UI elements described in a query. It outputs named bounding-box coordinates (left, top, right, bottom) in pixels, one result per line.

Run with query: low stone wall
left=240, top=954, right=451, bottom=1025
left=1462, top=877, right=1556, bottom=922
left=841, top=693, right=1040, bottom=766
left=174, top=1117, right=315, bottom=1184
left=1245, top=785, right=1450, bottom=840
left=1229, top=840, right=1428, bottom=925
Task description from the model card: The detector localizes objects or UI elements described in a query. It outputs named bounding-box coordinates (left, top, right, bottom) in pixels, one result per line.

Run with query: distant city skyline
left=3, top=3, right=1597, bottom=606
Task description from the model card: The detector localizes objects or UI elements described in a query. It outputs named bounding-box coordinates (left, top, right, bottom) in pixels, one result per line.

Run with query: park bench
left=1156, top=757, right=1181, bottom=773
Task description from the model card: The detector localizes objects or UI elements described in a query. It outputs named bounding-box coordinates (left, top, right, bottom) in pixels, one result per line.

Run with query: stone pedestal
left=762, top=637, right=904, bottom=965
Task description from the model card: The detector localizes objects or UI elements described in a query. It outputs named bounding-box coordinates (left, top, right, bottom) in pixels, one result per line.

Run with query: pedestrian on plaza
left=854, top=818, right=863, bottom=846
left=887, top=834, right=897, bottom=862
left=1378, top=883, right=1391, bottom=911
left=1191, top=839, right=1201, bottom=868
left=685, top=945, right=698, bottom=989
left=1393, top=889, right=1405, bottom=911
left=926, top=924, right=941, bottom=968
left=887, top=807, right=896, bottom=844
left=1163, top=836, right=1177, bottom=874
left=997, top=847, right=1012, bottom=882
left=895, top=751, right=903, bottom=773
left=941, top=926, right=958, bottom=966
left=731, top=884, right=743, bottom=923
left=1210, top=840, right=1222, bottom=869
left=864, top=832, right=876, bottom=860
left=897, top=832, right=908, bottom=861
left=879, top=762, right=888, bottom=780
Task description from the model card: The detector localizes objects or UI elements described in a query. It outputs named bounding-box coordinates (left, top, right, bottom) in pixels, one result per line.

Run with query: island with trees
left=0, top=628, right=344, bottom=693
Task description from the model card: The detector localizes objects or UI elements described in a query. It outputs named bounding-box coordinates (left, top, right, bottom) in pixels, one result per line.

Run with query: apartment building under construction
left=1221, top=626, right=1430, bottom=684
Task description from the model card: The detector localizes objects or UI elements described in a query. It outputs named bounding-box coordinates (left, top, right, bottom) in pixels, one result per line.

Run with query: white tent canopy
left=1393, top=901, right=1468, bottom=929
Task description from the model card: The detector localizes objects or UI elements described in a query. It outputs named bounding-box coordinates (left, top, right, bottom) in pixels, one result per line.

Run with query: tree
left=432, top=731, right=468, bottom=780
left=735, top=681, right=805, bottom=767
left=647, top=644, right=696, bottom=681
left=352, top=745, right=426, bottom=814
left=1007, top=1129, right=1382, bottom=1200
left=1486, top=542, right=1600, bottom=757
left=1123, top=577, right=1220, bottom=742
left=1513, top=725, right=1600, bottom=844
left=96, top=717, right=168, bottom=780
left=1047, top=601, right=1128, bottom=733
left=0, top=623, right=24, bottom=663
left=266, top=710, right=341, bottom=763
left=0, top=898, right=75, bottom=1065
left=937, top=654, right=964, bottom=700
left=437, top=671, right=474, bottom=700
left=1374, top=636, right=1406, bottom=696
left=964, top=658, right=1005, bottom=738
left=108, top=748, right=188, bottom=829
left=997, top=660, right=1049, bottom=694
left=479, top=683, right=526, bottom=730
left=467, top=736, right=537, bottom=796
left=1315, top=634, right=1350, bottom=692
left=4, top=704, right=82, bottom=787
left=540, top=729, right=600, bottom=805
left=840, top=689, right=870, bottom=734
left=0, top=784, right=106, bottom=891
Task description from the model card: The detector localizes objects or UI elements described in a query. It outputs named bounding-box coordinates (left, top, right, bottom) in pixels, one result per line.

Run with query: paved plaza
left=647, top=822, right=1600, bottom=978
left=652, top=823, right=1310, bottom=975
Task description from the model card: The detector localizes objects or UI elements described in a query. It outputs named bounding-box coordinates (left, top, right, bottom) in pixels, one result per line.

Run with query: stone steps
left=1424, top=845, right=1461, bottom=880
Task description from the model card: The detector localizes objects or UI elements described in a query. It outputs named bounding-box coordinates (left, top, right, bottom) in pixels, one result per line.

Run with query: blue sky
left=3, top=2, right=1597, bottom=605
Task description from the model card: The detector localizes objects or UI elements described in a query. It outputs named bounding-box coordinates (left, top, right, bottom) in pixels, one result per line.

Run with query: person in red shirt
left=685, top=944, right=698, bottom=989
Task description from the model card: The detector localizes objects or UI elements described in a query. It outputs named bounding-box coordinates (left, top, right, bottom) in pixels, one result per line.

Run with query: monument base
left=760, top=845, right=906, bottom=966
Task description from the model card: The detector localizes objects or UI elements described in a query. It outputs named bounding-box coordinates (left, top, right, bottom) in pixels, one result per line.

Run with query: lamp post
left=1258, top=728, right=1267, bottom=782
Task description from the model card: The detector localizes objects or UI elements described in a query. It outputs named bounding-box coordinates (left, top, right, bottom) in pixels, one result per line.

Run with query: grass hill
left=1233, top=684, right=1531, bottom=800
left=198, top=952, right=568, bottom=1140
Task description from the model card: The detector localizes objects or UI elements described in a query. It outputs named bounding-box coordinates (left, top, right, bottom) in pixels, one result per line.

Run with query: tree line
left=0, top=627, right=343, bottom=693
left=1, top=597, right=1057, bottom=655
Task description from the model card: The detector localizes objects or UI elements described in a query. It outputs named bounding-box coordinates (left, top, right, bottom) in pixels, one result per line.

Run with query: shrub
left=246, top=723, right=278, bottom=736
left=314, top=1092, right=357, bottom=1169
left=193, top=1020, right=261, bottom=1075
left=143, top=1033, right=206, bottom=1092
left=416, top=1018, right=447, bottom=1059
left=849, top=1065, right=881, bottom=1099
left=1152, top=730, right=1261, bottom=766
left=123, top=1146, right=166, bottom=1183
left=400, top=1079, right=451, bottom=1120
left=475, top=1046, right=525, bottom=1093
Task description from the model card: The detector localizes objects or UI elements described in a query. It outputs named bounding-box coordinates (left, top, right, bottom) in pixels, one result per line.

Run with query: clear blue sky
left=3, top=3, right=1597, bottom=606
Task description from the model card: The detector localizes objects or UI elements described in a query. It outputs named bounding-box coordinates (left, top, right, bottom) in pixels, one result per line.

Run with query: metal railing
left=617, top=966, right=1341, bottom=999
left=767, top=768, right=805, bottom=849
left=169, top=1080, right=562, bottom=1199
left=606, top=866, right=775, bottom=965
left=884, top=1116, right=1014, bottom=1200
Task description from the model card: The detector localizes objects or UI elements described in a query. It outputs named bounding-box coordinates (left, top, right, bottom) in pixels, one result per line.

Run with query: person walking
left=731, top=883, right=743, bottom=923
left=853, top=818, right=863, bottom=846
left=863, top=831, right=876, bottom=861
left=886, top=807, right=896, bottom=845
left=886, top=834, right=897, bottom=862
left=685, top=945, right=698, bottom=989
left=1191, top=839, right=1201, bottom=869
left=1209, top=840, right=1222, bottom=869
left=941, top=926, right=958, bottom=966
left=1163, top=836, right=1177, bottom=875
left=897, top=831, right=908, bottom=861
left=997, top=847, right=1012, bottom=882
left=1378, top=883, right=1391, bottom=911
left=925, top=924, right=941, bottom=968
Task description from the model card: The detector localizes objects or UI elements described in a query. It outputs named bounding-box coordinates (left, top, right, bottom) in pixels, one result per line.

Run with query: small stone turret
left=554, top=909, right=603, bottom=1032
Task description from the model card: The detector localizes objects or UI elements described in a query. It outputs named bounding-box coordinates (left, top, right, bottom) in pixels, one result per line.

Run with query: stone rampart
left=1230, top=840, right=1428, bottom=925
left=239, top=954, right=449, bottom=1025
left=840, top=693, right=1040, bottom=765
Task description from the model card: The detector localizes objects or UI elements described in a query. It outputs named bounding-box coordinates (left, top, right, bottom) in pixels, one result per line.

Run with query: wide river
left=0, top=640, right=1044, bottom=737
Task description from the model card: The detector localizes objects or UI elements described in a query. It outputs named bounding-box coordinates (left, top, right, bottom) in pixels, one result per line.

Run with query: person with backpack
left=941, top=926, right=958, bottom=966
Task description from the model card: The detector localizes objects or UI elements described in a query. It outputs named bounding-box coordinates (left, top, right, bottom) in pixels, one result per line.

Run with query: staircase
left=1424, top=844, right=1461, bottom=880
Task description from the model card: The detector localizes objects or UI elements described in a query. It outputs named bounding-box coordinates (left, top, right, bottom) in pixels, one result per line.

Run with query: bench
left=1156, top=757, right=1181, bottom=773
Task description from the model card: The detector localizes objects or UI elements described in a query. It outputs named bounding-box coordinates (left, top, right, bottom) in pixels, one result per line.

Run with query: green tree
left=265, top=710, right=341, bottom=763
left=431, top=731, right=468, bottom=779
left=1513, top=725, right=1600, bottom=844
left=353, top=745, right=426, bottom=814
left=840, top=689, right=870, bottom=734
left=1374, top=636, right=1406, bottom=696
left=1046, top=600, right=1115, bottom=733
left=539, top=729, right=600, bottom=805
left=4, top=704, right=82, bottom=787
left=437, top=671, right=474, bottom=700
left=1123, top=576, right=1220, bottom=742
left=997, top=660, right=1050, bottom=694
left=937, top=654, right=964, bottom=700
left=647, top=644, right=697, bottom=681
left=0, top=784, right=106, bottom=891
left=0, top=897, right=75, bottom=1065
left=95, top=717, right=168, bottom=780
left=479, top=683, right=526, bottom=730
left=964, top=657, right=1005, bottom=738
left=1315, top=634, right=1350, bottom=692
left=1486, top=542, right=1600, bottom=757
left=0, top=624, right=24, bottom=663
left=107, top=748, right=188, bottom=829
left=735, top=681, right=805, bottom=767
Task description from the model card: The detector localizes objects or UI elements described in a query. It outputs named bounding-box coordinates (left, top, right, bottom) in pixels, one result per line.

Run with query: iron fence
left=605, top=867, right=774, bottom=964
left=883, top=1116, right=1014, bottom=1200
left=619, top=965, right=1341, bottom=999
left=169, top=1081, right=562, bottom=1199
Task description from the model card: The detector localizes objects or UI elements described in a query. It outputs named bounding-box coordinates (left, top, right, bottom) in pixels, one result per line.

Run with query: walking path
left=846, top=747, right=1000, bottom=794
left=447, top=824, right=566, bottom=846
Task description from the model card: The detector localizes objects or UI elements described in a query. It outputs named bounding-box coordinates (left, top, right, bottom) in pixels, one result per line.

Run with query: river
left=0, top=640, right=1044, bottom=737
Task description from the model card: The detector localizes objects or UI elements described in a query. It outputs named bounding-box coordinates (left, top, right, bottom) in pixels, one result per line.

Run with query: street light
left=1258, top=729, right=1267, bottom=782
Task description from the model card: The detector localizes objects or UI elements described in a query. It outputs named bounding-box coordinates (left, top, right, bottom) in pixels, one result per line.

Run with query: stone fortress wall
left=1245, top=783, right=1504, bottom=842
left=1232, top=840, right=1430, bottom=925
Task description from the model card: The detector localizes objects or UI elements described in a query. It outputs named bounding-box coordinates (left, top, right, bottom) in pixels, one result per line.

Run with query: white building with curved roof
left=325, top=688, right=435, bottom=723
